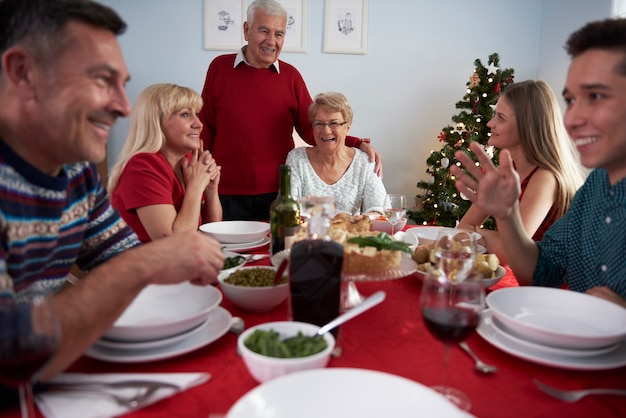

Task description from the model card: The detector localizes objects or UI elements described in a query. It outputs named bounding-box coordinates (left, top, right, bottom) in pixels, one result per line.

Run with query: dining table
left=4, top=225, right=626, bottom=418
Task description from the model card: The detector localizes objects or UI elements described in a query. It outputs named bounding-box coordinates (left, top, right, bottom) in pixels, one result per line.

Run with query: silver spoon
left=458, top=341, right=498, bottom=374
left=316, top=291, right=386, bottom=336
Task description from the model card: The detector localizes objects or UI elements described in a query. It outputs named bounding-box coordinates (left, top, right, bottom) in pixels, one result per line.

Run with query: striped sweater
left=0, top=138, right=140, bottom=298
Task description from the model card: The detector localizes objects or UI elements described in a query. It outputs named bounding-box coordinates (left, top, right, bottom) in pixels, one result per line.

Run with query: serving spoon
left=316, top=291, right=386, bottom=336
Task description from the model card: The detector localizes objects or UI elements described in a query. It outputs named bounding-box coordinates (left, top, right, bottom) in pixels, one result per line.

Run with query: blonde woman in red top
left=109, top=83, right=222, bottom=242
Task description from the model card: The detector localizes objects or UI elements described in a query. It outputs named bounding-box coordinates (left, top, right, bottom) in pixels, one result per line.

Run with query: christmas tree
left=407, top=53, right=514, bottom=228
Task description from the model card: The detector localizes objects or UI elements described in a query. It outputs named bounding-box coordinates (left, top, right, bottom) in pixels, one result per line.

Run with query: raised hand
left=450, top=142, right=521, bottom=220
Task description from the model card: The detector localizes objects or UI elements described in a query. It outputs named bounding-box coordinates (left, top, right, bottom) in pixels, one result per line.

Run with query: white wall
left=537, top=0, right=612, bottom=110
left=100, top=0, right=611, bottom=205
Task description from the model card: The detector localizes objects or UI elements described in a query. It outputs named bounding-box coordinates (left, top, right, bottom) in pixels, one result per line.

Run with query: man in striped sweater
left=0, top=0, right=224, bottom=381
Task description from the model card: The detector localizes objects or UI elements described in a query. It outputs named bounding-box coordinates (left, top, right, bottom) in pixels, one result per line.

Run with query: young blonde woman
left=457, top=80, right=585, bottom=265
left=109, top=83, right=222, bottom=242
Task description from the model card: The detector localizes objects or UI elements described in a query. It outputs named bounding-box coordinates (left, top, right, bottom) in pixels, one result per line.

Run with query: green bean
left=243, top=329, right=328, bottom=358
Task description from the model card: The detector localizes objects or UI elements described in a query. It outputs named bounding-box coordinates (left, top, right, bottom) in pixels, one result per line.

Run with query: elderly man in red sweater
left=199, top=0, right=381, bottom=221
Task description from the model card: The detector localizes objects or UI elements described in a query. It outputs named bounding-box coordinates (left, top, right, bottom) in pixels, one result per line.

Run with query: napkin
left=35, top=372, right=210, bottom=418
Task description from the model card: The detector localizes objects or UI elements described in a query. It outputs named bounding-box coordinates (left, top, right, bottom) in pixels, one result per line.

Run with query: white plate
left=199, top=221, right=270, bottom=244
left=95, top=319, right=208, bottom=351
left=487, top=311, right=620, bottom=358
left=477, top=310, right=626, bottom=371
left=86, top=307, right=232, bottom=363
left=103, top=282, right=222, bottom=342
left=226, top=368, right=473, bottom=418
left=487, top=287, right=626, bottom=349
left=222, top=236, right=270, bottom=252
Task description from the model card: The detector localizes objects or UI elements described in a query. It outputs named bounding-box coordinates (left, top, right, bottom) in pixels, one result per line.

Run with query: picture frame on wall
left=323, top=0, right=368, bottom=54
left=203, top=0, right=246, bottom=51
left=281, top=0, right=308, bottom=53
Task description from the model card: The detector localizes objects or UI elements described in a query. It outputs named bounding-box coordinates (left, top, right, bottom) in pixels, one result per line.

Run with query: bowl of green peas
left=218, top=266, right=289, bottom=313
left=238, top=321, right=335, bottom=383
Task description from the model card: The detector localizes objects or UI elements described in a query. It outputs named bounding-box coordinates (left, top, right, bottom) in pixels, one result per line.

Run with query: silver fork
left=533, top=379, right=626, bottom=402
left=42, top=380, right=180, bottom=408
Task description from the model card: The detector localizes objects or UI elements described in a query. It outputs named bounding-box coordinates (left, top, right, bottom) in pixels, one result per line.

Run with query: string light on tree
left=408, top=53, right=514, bottom=227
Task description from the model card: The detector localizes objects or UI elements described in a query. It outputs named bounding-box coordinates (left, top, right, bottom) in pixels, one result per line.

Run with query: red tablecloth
left=4, top=227, right=626, bottom=418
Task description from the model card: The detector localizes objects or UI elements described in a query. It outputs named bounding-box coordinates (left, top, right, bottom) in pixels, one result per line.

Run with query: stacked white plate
left=87, top=282, right=232, bottom=363
left=478, top=287, right=626, bottom=370
left=199, top=221, right=270, bottom=251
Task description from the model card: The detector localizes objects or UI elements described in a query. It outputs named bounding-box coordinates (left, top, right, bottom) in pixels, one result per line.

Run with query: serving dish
left=237, top=321, right=336, bottom=383
left=218, top=266, right=289, bottom=313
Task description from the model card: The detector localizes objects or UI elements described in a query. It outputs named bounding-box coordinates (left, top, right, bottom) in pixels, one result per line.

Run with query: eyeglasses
left=312, top=121, right=348, bottom=131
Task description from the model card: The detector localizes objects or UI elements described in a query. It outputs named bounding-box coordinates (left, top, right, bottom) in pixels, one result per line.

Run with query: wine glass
left=432, top=228, right=477, bottom=283
left=0, top=291, right=61, bottom=417
left=420, top=271, right=484, bottom=411
left=383, top=194, right=407, bottom=235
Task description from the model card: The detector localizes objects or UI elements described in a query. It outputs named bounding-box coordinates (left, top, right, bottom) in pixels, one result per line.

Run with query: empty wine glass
left=0, top=291, right=61, bottom=417
left=420, top=271, right=484, bottom=411
left=383, top=194, right=407, bottom=235
left=433, top=228, right=478, bottom=283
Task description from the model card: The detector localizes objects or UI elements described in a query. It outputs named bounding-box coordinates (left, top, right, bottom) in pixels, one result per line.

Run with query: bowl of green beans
left=218, top=251, right=247, bottom=281
left=238, top=321, right=335, bottom=383
left=218, top=266, right=289, bottom=313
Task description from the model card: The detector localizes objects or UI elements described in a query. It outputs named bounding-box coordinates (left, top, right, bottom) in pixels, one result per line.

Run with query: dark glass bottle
left=269, top=165, right=301, bottom=256
left=289, top=197, right=343, bottom=330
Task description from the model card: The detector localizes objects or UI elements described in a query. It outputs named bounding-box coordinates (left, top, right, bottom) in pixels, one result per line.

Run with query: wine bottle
left=269, top=165, right=301, bottom=255
left=289, top=196, right=343, bottom=332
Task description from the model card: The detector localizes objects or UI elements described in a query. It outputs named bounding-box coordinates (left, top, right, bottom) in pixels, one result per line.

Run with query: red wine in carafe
left=289, top=239, right=343, bottom=328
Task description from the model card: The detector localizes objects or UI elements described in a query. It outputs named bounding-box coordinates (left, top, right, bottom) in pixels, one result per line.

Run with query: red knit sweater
left=199, top=54, right=359, bottom=195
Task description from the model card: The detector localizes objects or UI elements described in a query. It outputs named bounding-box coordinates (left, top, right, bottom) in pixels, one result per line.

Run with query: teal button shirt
left=534, top=168, right=626, bottom=299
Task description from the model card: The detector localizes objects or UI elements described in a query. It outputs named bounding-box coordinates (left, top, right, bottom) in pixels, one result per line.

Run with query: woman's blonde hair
left=502, top=80, right=585, bottom=217
left=308, top=92, right=353, bottom=124
left=108, top=83, right=202, bottom=193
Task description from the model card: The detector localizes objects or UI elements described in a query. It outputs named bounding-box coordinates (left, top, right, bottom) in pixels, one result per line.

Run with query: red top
left=519, top=166, right=558, bottom=241
left=111, top=152, right=200, bottom=242
left=199, top=54, right=360, bottom=195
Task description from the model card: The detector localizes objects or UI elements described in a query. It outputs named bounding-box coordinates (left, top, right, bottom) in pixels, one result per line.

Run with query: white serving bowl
left=104, top=282, right=222, bottom=342
left=481, top=265, right=506, bottom=288
left=199, top=221, right=270, bottom=244
left=218, top=266, right=289, bottom=313
left=371, top=218, right=407, bottom=234
left=238, top=321, right=335, bottom=383
left=406, top=226, right=481, bottom=246
left=487, top=287, right=626, bottom=349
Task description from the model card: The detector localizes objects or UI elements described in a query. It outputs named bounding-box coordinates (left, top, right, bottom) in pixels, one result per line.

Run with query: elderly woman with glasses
left=286, top=92, right=387, bottom=215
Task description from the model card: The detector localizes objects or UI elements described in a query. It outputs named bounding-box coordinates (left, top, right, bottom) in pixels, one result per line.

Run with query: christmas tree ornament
left=441, top=157, right=450, bottom=169
left=487, top=62, right=499, bottom=75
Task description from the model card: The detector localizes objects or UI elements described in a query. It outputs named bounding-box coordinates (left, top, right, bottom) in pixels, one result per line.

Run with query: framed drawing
left=323, top=0, right=368, bottom=54
left=203, top=0, right=246, bottom=51
left=281, top=0, right=307, bottom=53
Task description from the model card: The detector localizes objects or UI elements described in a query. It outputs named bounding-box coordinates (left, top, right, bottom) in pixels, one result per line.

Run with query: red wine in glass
left=0, top=294, right=61, bottom=417
left=419, top=274, right=484, bottom=412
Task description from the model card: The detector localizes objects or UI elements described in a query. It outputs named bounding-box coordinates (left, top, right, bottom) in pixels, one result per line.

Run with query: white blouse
left=286, top=147, right=387, bottom=214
